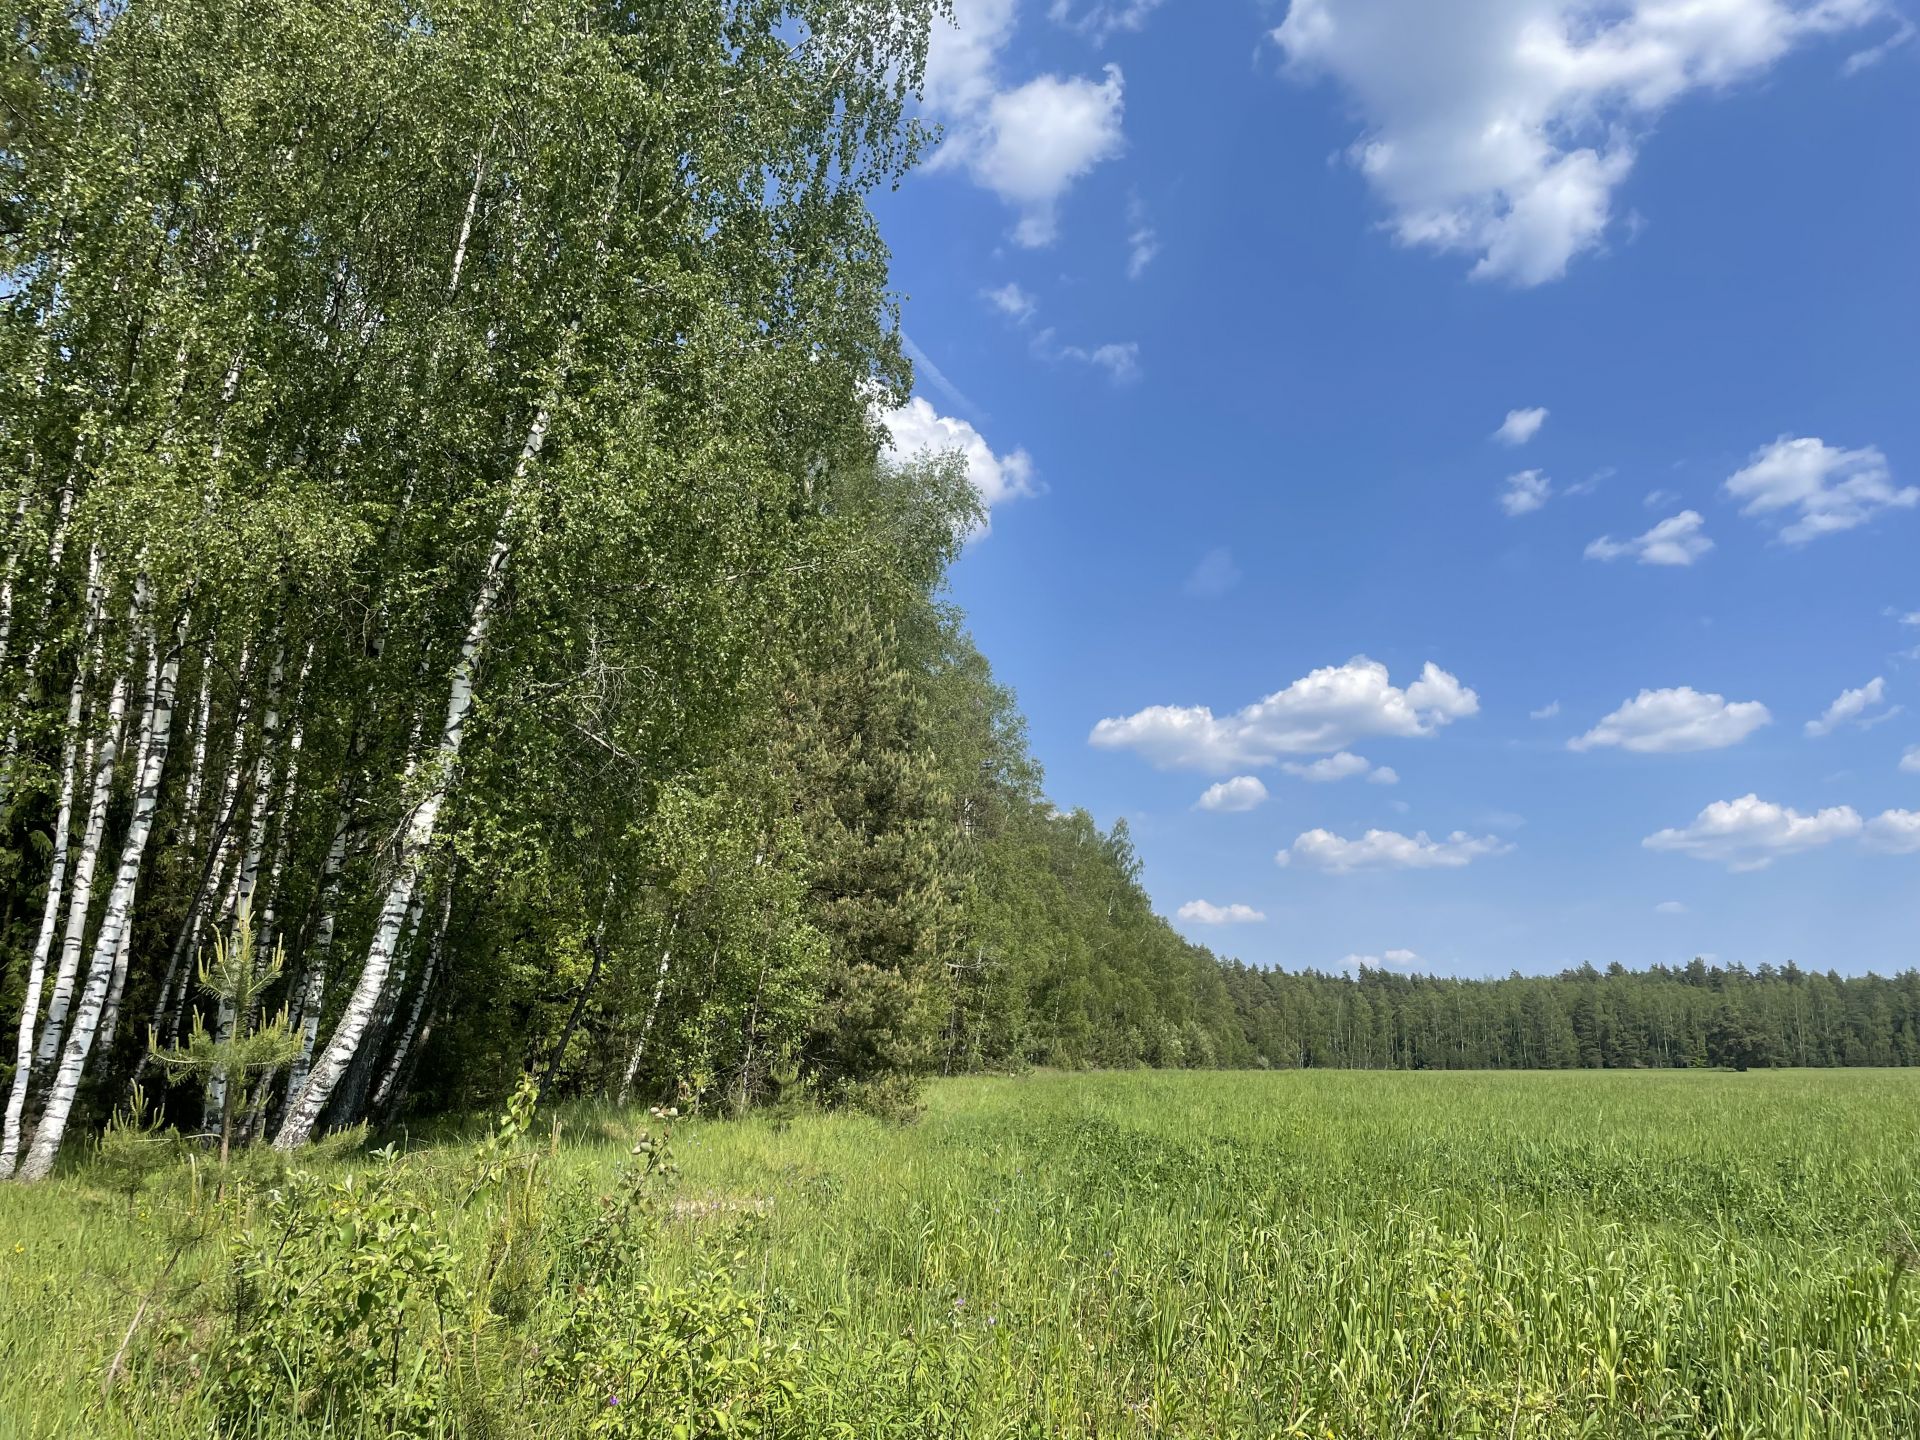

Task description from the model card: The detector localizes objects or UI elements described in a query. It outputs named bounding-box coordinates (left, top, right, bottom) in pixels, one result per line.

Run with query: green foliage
left=214, top=1157, right=463, bottom=1434
left=92, top=1084, right=184, bottom=1218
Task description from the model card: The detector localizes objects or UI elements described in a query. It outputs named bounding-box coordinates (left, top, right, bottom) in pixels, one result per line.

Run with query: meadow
left=3, top=1068, right=1918, bottom=1438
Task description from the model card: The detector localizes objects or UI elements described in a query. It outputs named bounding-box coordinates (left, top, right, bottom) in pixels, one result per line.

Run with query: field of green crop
left=4, top=1069, right=1919, bottom=1437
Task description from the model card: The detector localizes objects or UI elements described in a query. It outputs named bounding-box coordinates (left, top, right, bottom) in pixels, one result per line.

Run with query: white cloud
left=1725, top=436, right=1915, bottom=544
left=1844, top=15, right=1916, bottom=70
left=1864, top=809, right=1920, bottom=854
left=1090, top=657, right=1479, bottom=772
left=1895, top=611, right=1920, bottom=627
left=1195, top=775, right=1269, bottom=812
left=1272, top=0, right=1891, bottom=285
left=1654, top=899, right=1688, bottom=914
left=1053, top=337, right=1140, bottom=383
left=1184, top=546, right=1241, bottom=598
left=1494, top=406, right=1548, bottom=445
left=1570, top=687, right=1771, bottom=753
left=1280, top=751, right=1401, bottom=784
left=1500, top=468, right=1552, bottom=516
left=983, top=282, right=1037, bottom=322
left=1125, top=193, right=1159, bottom=279
left=1530, top=700, right=1561, bottom=720
left=1341, top=948, right=1422, bottom=970
left=1642, top=793, right=1864, bottom=870
left=1050, top=0, right=1166, bottom=43
left=1902, top=745, right=1920, bottom=775
left=1177, top=899, right=1268, bottom=924
left=1277, top=827, right=1511, bottom=872
left=926, top=3, right=1127, bottom=249
left=1282, top=751, right=1370, bottom=782
left=880, top=396, right=1037, bottom=521
left=922, top=0, right=1020, bottom=114
left=1585, top=510, right=1712, bottom=566
left=1644, top=488, right=1679, bottom=509
left=1806, top=676, right=1898, bottom=736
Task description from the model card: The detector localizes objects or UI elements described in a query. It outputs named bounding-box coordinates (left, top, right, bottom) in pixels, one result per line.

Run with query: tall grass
left=3, top=1069, right=1917, bottom=1436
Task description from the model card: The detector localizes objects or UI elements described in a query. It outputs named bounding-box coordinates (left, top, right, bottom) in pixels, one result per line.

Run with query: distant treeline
left=1212, top=960, right=1920, bottom=1072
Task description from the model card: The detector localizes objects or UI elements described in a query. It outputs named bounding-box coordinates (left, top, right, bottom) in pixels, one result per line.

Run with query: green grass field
left=4, top=1069, right=1919, bottom=1437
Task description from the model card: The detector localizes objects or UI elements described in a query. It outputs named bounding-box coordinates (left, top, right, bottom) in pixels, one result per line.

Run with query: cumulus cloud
left=1271, top=0, right=1892, bottom=285
left=926, top=5, right=1127, bottom=247
left=1654, top=899, right=1688, bottom=915
left=1530, top=701, right=1561, bottom=720
left=1090, top=657, right=1479, bottom=772
left=1585, top=510, right=1712, bottom=566
left=1184, top=547, right=1241, bottom=598
left=1280, top=751, right=1399, bottom=784
left=1277, top=827, right=1511, bottom=872
left=1281, top=751, right=1369, bottom=782
left=1865, top=809, right=1920, bottom=854
left=1500, top=468, right=1552, bottom=516
left=1806, top=677, right=1899, bottom=736
left=1903, top=746, right=1920, bottom=775
left=1570, top=687, right=1771, bottom=753
left=1494, top=407, right=1548, bottom=445
left=879, top=396, right=1036, bottom=523
left=1177, top=899, right=1268, bottom=924
left=1341, top=948, right=1422, bottom=970
left=1725, top=436, right=1915, bottom=544
left=1195, top=776, right=1269, bottom=812
left=1642, top=793, right=1864, bottom=870
left=1644, top=488, right=1680, bottom=509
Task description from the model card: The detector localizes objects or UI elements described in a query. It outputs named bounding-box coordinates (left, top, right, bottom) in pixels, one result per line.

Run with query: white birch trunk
left=372, top=884, right=451, bottom=1112
left=284, top=814, right=349, bottom=1104
left=157, top=643, right=255, bottom=1048
left=620, top=914, right=681, bottom=1103
left=34, top=561, right=129, bottom=1071
left=0, top=558, right=100, bottom=1177
left=257, top=643, right=313, bottom=956
left=275, top=403, right=552, bottom=1149
left=177, top=664, right=211, bottom=852
left=95, top=922, right=134, bottom=1057
left=206, top=646, right=282, bottom=1120
left=94, top=617, right=166, bottom=1059
left=17, top=604, right=181, bottom=1181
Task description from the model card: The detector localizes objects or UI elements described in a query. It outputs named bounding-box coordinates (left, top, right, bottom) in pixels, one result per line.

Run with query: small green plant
left=147, top=903, right=301, bottom=1167
left=93, top=1084, right=185, bottom=1219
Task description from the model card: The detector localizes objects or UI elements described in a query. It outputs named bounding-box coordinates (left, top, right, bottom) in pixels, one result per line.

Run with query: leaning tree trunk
left=371, top=883, right=452, bottom=1114
left=619, top=911, right=681, bottom=1104
left=0, top=556, right=101, bottom=1176
left=34, top=559, right=129, bottom=1071
left=18, top=604, right=182, bottom=1181
left=275, top=400, right=554, bottom=1150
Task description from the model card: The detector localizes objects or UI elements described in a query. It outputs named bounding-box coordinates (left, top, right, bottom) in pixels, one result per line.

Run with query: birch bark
left=275, top=401, right=553, bottom=1149
left=19, top=603, right=182, bottom=1180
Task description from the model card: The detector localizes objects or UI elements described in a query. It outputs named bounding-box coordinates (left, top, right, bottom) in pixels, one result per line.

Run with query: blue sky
left=874, top=0, right=1920, bottom=979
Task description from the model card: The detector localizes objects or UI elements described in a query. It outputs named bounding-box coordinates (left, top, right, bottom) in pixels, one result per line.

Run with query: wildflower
left=608, top=1394, right=621, bottom=1408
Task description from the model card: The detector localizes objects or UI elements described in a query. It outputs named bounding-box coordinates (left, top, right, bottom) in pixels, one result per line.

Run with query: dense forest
left=1219, top=961, right=1920, bottom=1073
left=0, top=0, right=1914, bottom=1184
